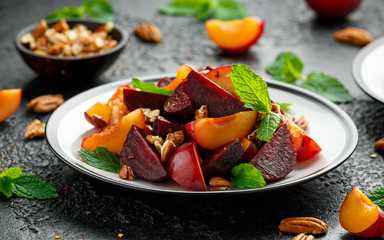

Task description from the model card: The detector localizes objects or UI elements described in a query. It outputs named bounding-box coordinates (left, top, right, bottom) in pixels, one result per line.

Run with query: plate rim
left=46, top=75, right=358, bottom=195
left=352, top=36, right=384, bottom=103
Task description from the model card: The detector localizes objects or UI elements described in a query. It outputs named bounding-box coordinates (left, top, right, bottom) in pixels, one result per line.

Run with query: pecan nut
left=119, top=165, right=135, bottom=180
left=27, top=94, right=64, bottom=113
left=293, top=115, right=309, bottom=131
left=195, top=105, right=208, bottom=120
left=374, top=138, right=384, bottom=151
left=292, top=233, right=315, bottom=240
left=146, top=135, right=164, bottom=154
left=134, top=23, right=162, bottom=43
left=25, top=119, right=46, bottom=139
left=279, top=217, right=328, bottom=234
left=142, top=108, right=160, bottom=123
left=334, top=27, right=374, bottom=46
left=160, top=139, right=176, bottom=162
left=209, top=177, right=232, bottom=191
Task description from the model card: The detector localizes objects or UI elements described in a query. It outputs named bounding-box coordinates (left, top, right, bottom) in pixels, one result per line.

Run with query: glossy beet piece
left=183, top=70, right=245, bottom=117
left=120, top=125, right=169, bottom=182
left=202, top=139, right=244, bottom=178
left=154, top=116, right=186, bottom=139
left=157, top=76, right=172, bottom=88
left=123, top=88, right=169, bottom=114
left=164, top=82, right=195, bottom=120
left=249, top=123, right=296, bottom=182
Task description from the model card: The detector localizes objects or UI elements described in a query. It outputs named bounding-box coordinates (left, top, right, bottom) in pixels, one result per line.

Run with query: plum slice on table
left=120, top=124, right=169, bottom=182
left=202, top=139, right=244, bottom=178
left=249, top=123, right=297, bottom=182
left=183, top=70, right=245, bottom=117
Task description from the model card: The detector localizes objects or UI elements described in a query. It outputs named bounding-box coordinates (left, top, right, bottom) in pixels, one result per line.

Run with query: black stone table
left=1, top=0, right=384, bottom=239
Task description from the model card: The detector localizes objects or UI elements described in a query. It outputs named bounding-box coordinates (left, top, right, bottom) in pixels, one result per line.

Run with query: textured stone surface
left=1, top=0, right=384, bottom=239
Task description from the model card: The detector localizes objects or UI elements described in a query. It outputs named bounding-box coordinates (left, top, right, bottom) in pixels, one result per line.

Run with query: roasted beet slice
left=164, top=82, right=195, bottom=120
left=154, top=116, right=186, bottom=139
left=120, top=125, right=169, bottom=182
left=249, top=123, right=297, bottom=182
left=183, top=70, right=245, bottom=117
left=202, top=139, right=244, bottom=178
left=157, top=77, right=172, bottom=88
left=123, top=88, right=169, bottom=114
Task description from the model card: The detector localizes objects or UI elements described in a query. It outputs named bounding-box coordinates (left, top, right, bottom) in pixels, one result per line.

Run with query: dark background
left=1, top=0, right=384, bottom=239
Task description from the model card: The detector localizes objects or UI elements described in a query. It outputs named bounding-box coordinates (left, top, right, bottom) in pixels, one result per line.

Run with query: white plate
left=46, top=75, right=358, bottom=195
left=353, top=37, right=384, bottom=103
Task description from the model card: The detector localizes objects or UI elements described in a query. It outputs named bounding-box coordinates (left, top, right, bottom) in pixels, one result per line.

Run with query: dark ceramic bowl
left=15, top=18, right=128, bottom=80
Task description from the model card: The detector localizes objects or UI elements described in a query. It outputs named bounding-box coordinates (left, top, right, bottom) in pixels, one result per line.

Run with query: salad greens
left=79, top=147, right=122, bottom=173
left=132, top=78, right=173, bottom=96
left=368, top=187, right=384, bottom=207
left=266, top=51, right=353, bottom=103
left=231, top=163, right=266, bottom=188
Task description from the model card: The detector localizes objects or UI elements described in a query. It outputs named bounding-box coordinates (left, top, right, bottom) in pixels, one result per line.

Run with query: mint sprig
left=231, top=64, right=281, bottom=142
left=368, top=187, right=384, bottom=207
left=158, top=0, right=247, bottom=21
left=79, top=147, right=122, bottom=173
left=266, top=51, right=353, bottom=103
left=0, top=166, right=58, bottom=199
left=231, top=163, right=266, bottom=188
left=47, top=0, right=113, bottom=22
left=132, top=78, right=173, bottom=96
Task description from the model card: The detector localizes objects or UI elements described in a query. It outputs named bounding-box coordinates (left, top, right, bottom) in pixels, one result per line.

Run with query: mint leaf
left=214, top=0, right=248, bottom=20
left=79, top=147, right=121, bottom=173
left=0, top=166, right=22, bottom=179
left=46, top=7, right=84, bottom=20
left=266, top=52, right=304, bottom=83
left=0, top=176, right=14, bottom=197
left=11, top=173, right=58, bottom=199
left=301, top=72, right=353, bottom=103
left=158, top=0, right=215, bottom=21
left=81, top=0, right=113, bottom=22
left=231, top=64, right=271, bottom=113
left=368, top=187, right=384, bottom=207
left=132, top=78, right=173, bottom=96
left=277, top=102, right=291, bottom=113
left=231, top=163, right=266, bottom=188
left=256, top=112, right=281, bottom=142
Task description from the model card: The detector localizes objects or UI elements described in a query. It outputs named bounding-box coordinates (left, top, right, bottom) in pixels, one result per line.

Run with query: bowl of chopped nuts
left=15, top=18, right=128, bottom=80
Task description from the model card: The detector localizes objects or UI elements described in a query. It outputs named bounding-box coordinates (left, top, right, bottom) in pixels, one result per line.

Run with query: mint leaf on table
left=231, top=64, right=271, bottom=113
left=368, top=187, right=384, bottom=207
left=266, top=51, right=304, bottom=83
left=46, top=7, right=84, bottom=20
left=256, top=112, right=281, bottom=142
left=158, top=0, right=215, bottom=21
left=231, top=163, right=266, bottom=188
left=213, top=0, right=248, bottom=20
left=0, top=167, right=58, bottom=199
left=46, top=0, right=113, bottom=21
left=79, top=147, right=121, bottom=173
left=81, top=0, right=113, bottom=22
left=132, top=78, right=173, bottom=96
left=301, top=72, right=353, bottom=103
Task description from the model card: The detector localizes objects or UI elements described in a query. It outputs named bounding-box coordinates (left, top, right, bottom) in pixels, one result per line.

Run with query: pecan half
left=334, top=27, right=374, bottom=46
left=119, top=165, right=135, bottom=180
left=195, top=105, right=208, bottom=120
left=293, top=115, right=309, bottom=131
left=134, top=23, right=162, bottom=43
left=292, top=233, right=315, bottom=240
left=160, top=139, right=176, bottom=162
left=279, top=217, right=328, bottom=234
left=146, top=135, right=164, bottom=154
left=374, top=138, right=384, bottom=151
left=25, top=119, right=46, bottom=139
left=142, top=108, right=160, bottom=123
left=209, top=177, right=232, bottom=191
left=27, top=94, right=65, bottom=113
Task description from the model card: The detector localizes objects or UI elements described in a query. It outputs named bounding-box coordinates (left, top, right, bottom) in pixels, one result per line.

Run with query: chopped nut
left=374, top=138, right=384, bottom=151
left=271, top=102, right=281, bottom=114
left=370, top=154, right=377, bottom=158
left=198, top=66, right=215, bottom=75
left=119, top=165, right=128, bottom=179
left=95, top=22, right=114, bottom=33
left=293, top=115, right=309, bottom=131
left=25, top=119, right=45, bottom=139
left=27, top=94, right=64, bottom=113
left=134, top=22, right=162, bottom=43
left=195, top=105, right=208, bottom=120
left=146, top=135, right=164, bottom=154
left=33, top=19, right=48, bottom=38
left=209, top=177, right=232, bottom=191
left=170, top=131, right=185, bottom=145
left=52, top=19, right=70, bottom=33
left=127, top=166, right=135, bottom=181
left=334, top=27, right=374, bottom=46
left=279, top=217, right=328, bottom=234
left=160, top=139, right=176, bottom=162
left=142, top=108, right=160, bottom=123
left=20, top=33, right=36, bottom=49
left=292, top=233, right=315, bottom=240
